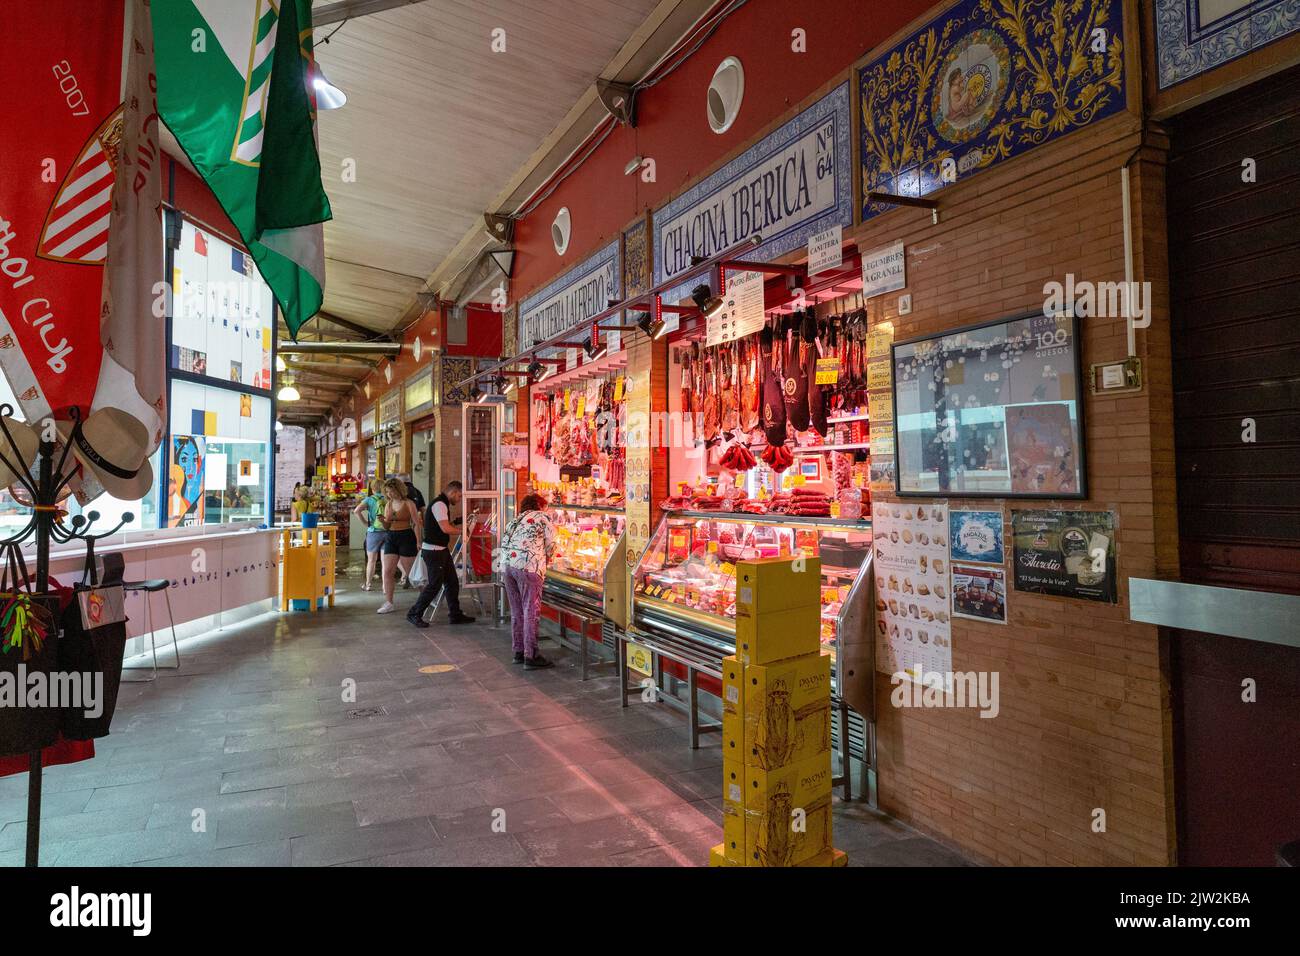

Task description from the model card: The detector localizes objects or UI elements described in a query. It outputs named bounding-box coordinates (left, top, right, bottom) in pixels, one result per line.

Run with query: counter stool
left=96, top=554, right=180, bottom=682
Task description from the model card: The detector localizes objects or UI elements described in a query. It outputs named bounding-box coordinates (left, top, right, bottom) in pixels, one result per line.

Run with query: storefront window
left=168, top=379, right=272, bottom=527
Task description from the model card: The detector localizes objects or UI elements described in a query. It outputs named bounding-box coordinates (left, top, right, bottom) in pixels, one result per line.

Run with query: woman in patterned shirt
left=501, top=494, right=556, bottom=669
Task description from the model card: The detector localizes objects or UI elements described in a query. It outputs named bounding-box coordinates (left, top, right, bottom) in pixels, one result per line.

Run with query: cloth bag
left=0, top=543, right=61, bottom=757
left=57, top=553, right=127, bottom=741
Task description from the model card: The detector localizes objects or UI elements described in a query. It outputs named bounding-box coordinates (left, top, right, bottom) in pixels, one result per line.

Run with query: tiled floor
left=0, top=572, right=971, bottom=867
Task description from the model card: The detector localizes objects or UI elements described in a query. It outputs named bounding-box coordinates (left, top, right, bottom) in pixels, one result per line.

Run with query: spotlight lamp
left=691, top=283, right=724, bottom=319
left=527, top=360, right=544, bottom=381
left=585, top=335, right=608, bottom=361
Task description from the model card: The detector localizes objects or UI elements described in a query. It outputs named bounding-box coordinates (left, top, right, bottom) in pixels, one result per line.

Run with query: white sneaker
left=377, top=602, right=395, bottom=614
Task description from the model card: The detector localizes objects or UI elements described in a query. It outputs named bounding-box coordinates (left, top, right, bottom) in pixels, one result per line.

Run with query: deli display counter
left=629, top=510, right=877, bottom=799
left=540, top=504, right=627, bottom=678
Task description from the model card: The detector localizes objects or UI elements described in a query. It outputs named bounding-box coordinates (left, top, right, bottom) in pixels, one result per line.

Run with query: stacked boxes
left=715, top=556, right=847, bottom=867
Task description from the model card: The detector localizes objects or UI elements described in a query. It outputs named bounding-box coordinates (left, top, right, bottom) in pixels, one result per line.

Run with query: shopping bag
left=407, top=551, right=428, bottom=587
left=57, top=584, right=127, bottom=741
left=0, top=544, right=61, bottom=757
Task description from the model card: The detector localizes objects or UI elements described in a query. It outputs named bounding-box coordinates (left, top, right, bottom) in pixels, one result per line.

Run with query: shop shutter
left=1167, top=63, right=1300, bottom=594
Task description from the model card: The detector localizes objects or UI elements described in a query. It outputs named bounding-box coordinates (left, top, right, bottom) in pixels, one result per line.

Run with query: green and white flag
left=154, top=0, right=332, bottom=337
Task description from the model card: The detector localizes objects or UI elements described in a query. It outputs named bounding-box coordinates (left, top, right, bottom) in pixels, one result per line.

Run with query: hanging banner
left=518, top=240, right=621, bottom=353
left=0, top=3, right=131, bottom=421
left=653, top=82, right=852, bottom=294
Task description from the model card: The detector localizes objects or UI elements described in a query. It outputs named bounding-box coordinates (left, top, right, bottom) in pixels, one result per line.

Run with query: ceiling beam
left=313, top=0, right=433, bottom=28
left=284, top=362, right=366, bottom=383
left=302, top=311, right=395, bottom=341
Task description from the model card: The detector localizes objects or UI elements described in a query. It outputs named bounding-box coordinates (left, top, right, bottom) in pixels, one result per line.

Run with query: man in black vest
left=407, top=480, right=475, bottom=627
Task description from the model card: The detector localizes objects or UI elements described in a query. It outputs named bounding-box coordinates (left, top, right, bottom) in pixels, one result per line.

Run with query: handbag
left=57, top=549, right=127, bottom=741
left=0, top=542, right=61, bottom=757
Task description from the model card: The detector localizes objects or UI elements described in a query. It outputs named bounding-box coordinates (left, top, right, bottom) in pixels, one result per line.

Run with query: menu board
left=892, top=312, right=1085, bottom=498
left=867, top=325, right=895, bottom=494
left=1011, top=509, right=1118, bottom=603
left=872, top=500, right=952, bottom=680
left=706, top=268, right=765, bottom=346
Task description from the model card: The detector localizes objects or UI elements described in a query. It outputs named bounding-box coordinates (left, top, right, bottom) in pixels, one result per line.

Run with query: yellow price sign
left=720, top=562, right=736, bottom=578
left=626, top=641, right=654, bottom=677
left=815, top=357, right=841, bottom=385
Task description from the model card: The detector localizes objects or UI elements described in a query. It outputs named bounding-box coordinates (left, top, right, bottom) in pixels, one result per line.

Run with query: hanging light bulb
left=313, top=65, right=347, bottom=110
left=277, top=379, right=300, bottom=402
left=275, top=355, right=287, bottom=372
left=275, top=419, right=284, bottom=432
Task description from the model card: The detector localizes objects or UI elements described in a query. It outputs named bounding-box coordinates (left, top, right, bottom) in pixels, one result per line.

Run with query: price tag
left=576, top=396, right=585, bottom=416
left=735, top=472, right=746, bottom=487
left=708, top=540, right=719, bottom=553
left=614, top=377, right=625, bottom=401
left=720, top=562, right=736, bottom=578
left=815, top=357, right=841, bottom=385
left=830, top=502, right=841, bottom=518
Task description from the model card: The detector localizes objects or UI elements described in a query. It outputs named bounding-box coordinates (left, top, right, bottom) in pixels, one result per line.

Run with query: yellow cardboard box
left=708, top=843, right=729, bottom=867
left=721, top=656, right=745, bottom=763
left=738, top=750, right=834, bottom=812
left=796, top=847, right=849, bottom=867
left=735, top=556, right=821, bottom=616
left=727, top=652, right=832, bottom=768
left=734, top=603, right=822, bottom=665
left=728, top=795, right=834, bottom=867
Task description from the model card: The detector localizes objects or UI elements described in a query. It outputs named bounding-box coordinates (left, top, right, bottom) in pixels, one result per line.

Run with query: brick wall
left=848, top=111, right=1179, bottom=866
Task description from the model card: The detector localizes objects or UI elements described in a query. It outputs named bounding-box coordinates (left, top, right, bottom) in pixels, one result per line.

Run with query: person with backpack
left=351, top=477, right=386, bottom=591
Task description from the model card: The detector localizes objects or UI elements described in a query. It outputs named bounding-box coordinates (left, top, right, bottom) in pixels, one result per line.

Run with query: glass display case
left=544, top=505, right=627, bottom=612
left=631, top=511, right=874, bottom=692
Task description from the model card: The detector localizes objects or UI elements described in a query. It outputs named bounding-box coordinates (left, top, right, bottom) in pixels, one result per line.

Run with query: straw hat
left=0, top=417, right=39, bottom=488
left=59, top=408, right=155, bottom=501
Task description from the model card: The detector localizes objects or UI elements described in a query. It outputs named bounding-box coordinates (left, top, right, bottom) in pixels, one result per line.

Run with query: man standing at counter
left=407, top=480, right=475, bottom=627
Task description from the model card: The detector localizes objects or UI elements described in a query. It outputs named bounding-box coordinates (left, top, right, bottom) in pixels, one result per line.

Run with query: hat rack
left=0, top=404, right=135, bottom=867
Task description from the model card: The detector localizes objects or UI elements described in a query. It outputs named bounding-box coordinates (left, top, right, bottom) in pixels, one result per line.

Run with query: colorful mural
left=623, top=216, right=651, bottom=299
left=859, top=0, right=1126, bottom=221
left=168, top=435, right=206, bottom=527
left=1155, top=0, right=1300, bottom=90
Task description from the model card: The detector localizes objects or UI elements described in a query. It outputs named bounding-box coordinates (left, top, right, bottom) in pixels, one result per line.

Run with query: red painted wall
left=444, top=303, right=503, bottom=358
left=167, top=157, right=243, bottom=247
left=510, top=0, right=932, bottom=301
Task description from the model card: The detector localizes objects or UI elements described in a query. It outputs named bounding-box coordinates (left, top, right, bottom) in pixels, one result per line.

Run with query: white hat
left=0, top=417, right=38, bottom=489
left=59, top=408, right=155, bottom=501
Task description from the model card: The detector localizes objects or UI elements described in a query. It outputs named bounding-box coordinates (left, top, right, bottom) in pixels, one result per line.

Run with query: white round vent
left=413, top=336, right=423, bottom=362
left=384, top=364, right=393, bottom=384
left=552, top=207, right=572, bottom=256
left=707, top=57, right=744, bottom=134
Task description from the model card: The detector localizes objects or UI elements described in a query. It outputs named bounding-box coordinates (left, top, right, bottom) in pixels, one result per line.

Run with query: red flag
left=194, top=231, right=207, bottom=257
left=0, top=0, right=163, bottom=452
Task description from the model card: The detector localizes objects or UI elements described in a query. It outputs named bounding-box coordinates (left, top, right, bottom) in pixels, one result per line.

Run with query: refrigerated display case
left=631, top=511, right=873, bottom=683
left=542, top=504, right=627, bottom=618
left=630, top=510, right=877, bottom=801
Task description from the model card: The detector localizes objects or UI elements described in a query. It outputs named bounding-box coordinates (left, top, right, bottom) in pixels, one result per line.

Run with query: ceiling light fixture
left=275, top=355, right=287, bottom=372
left=585, top=334, right=608, bottom=361
left=691, top=283, right=724, bottom=319
left=624, top=156, right=644, bottom=176
left=527, top=360, right=544, bottom=380
left=277, top=382, right=301, bottom=402
left=635, top=311, right=666, bottom=341
left=312, top=66, right=347, bottom=110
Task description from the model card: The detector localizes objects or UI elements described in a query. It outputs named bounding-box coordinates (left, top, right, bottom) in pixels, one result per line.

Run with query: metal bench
left=617, top=627, right=726, bottom=749
left=539, top=590, right=617, bottom=681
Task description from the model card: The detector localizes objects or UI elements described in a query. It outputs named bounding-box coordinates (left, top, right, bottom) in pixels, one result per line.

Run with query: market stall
left=526, top=346, right=629, bottom=672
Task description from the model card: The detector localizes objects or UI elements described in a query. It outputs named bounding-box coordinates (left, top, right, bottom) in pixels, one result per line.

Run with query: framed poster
left=951, top=562, right=1007, bottom=624
left=1011, top=509, right=1117, bottom=604
left=892, top=312, right=1086, bottom=498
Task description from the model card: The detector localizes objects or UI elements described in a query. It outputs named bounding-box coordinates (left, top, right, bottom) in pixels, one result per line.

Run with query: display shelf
left=667, top=509, right=871, bottom=531
left=825, top=413, right=870, bottom=424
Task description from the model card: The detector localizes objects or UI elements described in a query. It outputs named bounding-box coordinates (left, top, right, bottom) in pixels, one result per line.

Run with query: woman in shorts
left=377, top=477, right=420, bottom=613
left=351, top=478, right=386, bottom=591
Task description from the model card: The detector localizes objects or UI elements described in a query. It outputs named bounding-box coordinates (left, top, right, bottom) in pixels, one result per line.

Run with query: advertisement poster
left=872, top=500, right=952, bottom=680
left=951, top=563, right=1007, bottom=624
left=1011, top=509, right=1117, bottom=603
left=949, top=509, right=1005, bottom=564
left=1006, top=402, right=1079, bottom=495
left=168, top=435, right=206, bottom=527
left=867, top=325, right=895, bottom=495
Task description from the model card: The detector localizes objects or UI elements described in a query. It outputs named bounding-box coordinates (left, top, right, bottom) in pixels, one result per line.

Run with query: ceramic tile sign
left=1011, top=509, right=1118, bottom=603
left=951, top=562, right=1007, bottom=624
left=949, top=509, right=1004, bottom=564
left=872, top=500, right=952, bottom=680
left=861, top=240, right=905, bottom=299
